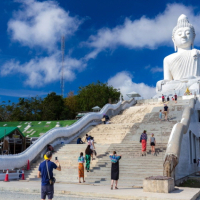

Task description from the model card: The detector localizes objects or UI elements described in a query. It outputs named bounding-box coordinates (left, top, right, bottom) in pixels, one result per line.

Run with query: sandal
left=115, top=187, right=118, bottom=189
left=111, top=185, right=113, bottom=190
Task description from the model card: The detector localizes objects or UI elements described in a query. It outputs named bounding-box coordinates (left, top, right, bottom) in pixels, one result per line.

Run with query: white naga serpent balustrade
left=0, top=98, right=136, bottom=170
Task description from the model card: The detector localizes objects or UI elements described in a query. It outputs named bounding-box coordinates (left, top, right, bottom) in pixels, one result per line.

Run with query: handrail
left=163, top=98, right=195, bottom=177
left=0, top=98, right=136, bottom=170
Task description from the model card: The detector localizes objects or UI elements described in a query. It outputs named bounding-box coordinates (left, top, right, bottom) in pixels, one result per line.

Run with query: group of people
left=162, top=94, right=177, bottom=103
left=140, top=130, right=156, bottom=156
left=159, top=103, right=169, bottom=121
left=77, top=134, right=122, bottom=189
left=77, top=134, right=96, bottom=183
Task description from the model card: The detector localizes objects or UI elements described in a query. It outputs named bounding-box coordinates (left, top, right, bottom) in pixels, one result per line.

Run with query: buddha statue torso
left=164, top=49, right=200, bottom=80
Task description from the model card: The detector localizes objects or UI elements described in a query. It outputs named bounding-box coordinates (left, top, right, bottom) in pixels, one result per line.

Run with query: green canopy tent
left=0, top=127, right=26, bottom=154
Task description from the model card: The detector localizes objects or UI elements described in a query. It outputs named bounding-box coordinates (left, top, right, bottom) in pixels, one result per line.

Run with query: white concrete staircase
left=25, top=99, right=189, bottom=187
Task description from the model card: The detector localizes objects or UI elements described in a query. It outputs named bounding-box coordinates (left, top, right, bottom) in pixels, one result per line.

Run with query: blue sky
left=1, top=0, right=200, bottom=102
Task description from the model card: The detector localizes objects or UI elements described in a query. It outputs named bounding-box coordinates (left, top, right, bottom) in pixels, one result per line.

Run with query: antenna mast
left=61, top=35, right=65, bottom=97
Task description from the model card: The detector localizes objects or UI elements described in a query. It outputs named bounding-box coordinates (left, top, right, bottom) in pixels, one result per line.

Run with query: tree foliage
left=0, top=81, right=120, bottom=121
left=77, top=81, right=120, bottom=111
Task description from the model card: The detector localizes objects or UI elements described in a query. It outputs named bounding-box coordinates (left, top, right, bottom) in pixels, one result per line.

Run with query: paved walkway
left=0, top=181, right=199, bottom=200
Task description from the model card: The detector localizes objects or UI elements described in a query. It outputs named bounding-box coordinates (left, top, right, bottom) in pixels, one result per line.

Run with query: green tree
left=64, top=91, right=79, bottom=119
left=42, top=92, right=66, bottom=120
left=77, top=81, right=120, bottom=111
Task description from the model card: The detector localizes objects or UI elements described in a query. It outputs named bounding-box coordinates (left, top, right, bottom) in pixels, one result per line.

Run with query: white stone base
left=143, top=177, right=175, bottom=193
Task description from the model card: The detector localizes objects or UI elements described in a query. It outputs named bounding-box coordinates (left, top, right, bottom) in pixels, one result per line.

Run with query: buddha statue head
left=172, top=14, right=196, bottom=51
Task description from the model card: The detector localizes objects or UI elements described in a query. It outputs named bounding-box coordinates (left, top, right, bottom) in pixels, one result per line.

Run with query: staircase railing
left=163, top=98, right=195, bottom=178
left=0, top=98, right=136, bottom=170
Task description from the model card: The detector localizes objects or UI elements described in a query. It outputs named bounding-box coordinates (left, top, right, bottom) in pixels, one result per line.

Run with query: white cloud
left=150, top=67, right=163, bottom=73
left=107, top=71, right=156, bottom=100
left=1, top=53, right=85, bottom=87
left=85, top=3, right=200, bottom=59
left=1, top=0, right=85, bottom=87
left=8, top=0, right=81, bottom=52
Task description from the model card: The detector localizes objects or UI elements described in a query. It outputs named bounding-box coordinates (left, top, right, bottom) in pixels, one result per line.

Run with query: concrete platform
left=0, top=181, right=199, bottom=200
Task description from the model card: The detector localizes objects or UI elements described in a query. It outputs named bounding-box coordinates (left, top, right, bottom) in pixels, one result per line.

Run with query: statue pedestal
left=143, top=176, right=174, bottom=193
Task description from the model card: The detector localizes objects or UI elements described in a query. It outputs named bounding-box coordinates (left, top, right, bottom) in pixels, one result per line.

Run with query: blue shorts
left=41, top=185, right=54, bottom=199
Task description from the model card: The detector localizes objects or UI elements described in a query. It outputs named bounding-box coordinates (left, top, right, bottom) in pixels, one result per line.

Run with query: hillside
left=0, top=120, right=77, bottom=137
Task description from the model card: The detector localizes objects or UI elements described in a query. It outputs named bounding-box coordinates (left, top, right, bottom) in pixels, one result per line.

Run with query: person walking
left=84, top=134, right=91, bottom=143
left=88, top=136, right=95, bottom=160
left=159, top=110, right=162, bottom=121
left=37, top=151, right=61, bottom=200
left=109, top=151, right=121, bottom=190
left=174, top=93, right=177, bottom=103
left=78, top=152, right=85, bottom=183
left=162, top=94, right=165, bottom=103
left=163, top=104, right=169, bottom=121
left=167, top=96, right=170, bottom=101
left=140, top=130, right=147, bottom=156
left=85, top=145, right=93, bottom=172
left=150, top=134, right=156, bottom=155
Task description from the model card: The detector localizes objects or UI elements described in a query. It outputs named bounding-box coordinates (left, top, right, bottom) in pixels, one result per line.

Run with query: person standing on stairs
left=150, top=133, right=156, bottom=155
left=88, top=137, right=96, bottom=160
left=162, top=94, right=165, bottom=103
left=85, top=145, right=93, bottom=172
left=78, top=152, right=85, bottom=183
left=110, top=151, right=121, bottom=190
left=159, top=110, right=162, bottom=121
left=84, top=134, right=90, bottom=143
left=163, top=104, right=169, bottom=121
left=174, top=93, right=177, bottom=103
left=37, top=151, right=61, bottom=200
left=140, top=130, right=147, bottom=156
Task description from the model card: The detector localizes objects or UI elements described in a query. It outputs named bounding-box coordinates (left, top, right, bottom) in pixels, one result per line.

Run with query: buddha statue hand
left=156, top=80, right=170, bottom=93
left=191, top=49, right=199, bottom=60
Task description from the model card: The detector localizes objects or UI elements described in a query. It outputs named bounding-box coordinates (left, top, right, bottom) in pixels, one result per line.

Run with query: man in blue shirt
left=37, top=151, right=61, bottom=200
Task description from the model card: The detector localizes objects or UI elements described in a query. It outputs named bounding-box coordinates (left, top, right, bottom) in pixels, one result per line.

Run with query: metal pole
left=3, top=129, right=6, bottom=154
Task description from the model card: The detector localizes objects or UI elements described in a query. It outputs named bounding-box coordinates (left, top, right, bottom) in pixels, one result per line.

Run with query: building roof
left=92, top=106, right=101, bottom=110
left=0, top=127, right=25, bottom=140
left=126, top=91, right=141, bottom=98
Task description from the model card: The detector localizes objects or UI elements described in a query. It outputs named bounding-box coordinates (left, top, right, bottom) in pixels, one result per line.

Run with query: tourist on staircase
left=110, top=151, right=121, bottom=190
left=162, top=94, right=165, bottom=103
left=102, top=114, right=110, bottom=124
left=84, top=134, right=91, bottom=143
left=85, top=145, right=93, bottom=172
left=37, top=151, right=61, bottom=200
left=77, top=137, right=83, bottom=144
left=140, top=130, right=147, bottom=156
left=88, top=137, right=96, bottom=160
left=163, top=104, right=169, bottom=121
left=159, top=110, right=162, bottom=121
left=167, top=96, right=170, bottom=101
left=174, top=93, right=177, bottom=103
left=150, top=134, right=156, bottom=156
left=78, top=152, right=85, bottom=183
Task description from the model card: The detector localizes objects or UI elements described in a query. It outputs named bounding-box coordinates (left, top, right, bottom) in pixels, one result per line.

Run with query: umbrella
left=126, top=91, right=141, bottom=98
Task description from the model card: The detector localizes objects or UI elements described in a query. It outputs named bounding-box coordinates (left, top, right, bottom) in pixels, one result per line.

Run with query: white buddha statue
left=156, top=14, right=200, bottom=96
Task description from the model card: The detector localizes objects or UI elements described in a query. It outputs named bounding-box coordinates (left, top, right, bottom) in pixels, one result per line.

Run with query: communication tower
left=61, top=35, right=65, bottom=96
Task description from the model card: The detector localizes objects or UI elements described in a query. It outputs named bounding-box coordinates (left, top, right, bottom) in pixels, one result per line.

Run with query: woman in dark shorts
left=150, top=133, right=156, bottom=155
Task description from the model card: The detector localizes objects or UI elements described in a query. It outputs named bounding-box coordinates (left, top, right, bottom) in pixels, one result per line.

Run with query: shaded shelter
left=92, top=106, right=101, bottom=112
left=0, top=127, right=26, bottom=154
